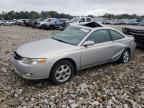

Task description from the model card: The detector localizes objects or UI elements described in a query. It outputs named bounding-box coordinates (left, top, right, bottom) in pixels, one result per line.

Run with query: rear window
left=86, top=18, right=91, bottom=22
left=109, top=30, right=124, bottom=40
left=87, top=30, right=111, bottom=44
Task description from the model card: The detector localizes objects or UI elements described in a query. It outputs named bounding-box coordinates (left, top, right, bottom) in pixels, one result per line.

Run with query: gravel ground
left=0, top=25, right=144, bottom=108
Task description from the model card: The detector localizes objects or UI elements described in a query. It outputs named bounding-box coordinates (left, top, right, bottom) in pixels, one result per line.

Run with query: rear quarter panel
left=112, top=36, right=136, bottom=61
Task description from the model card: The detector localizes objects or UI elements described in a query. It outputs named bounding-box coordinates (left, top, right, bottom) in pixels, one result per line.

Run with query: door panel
left=81, top=41, right=113, bottom=67
left=111, top=38, right=128, bottom=60
left=109, top=30, right=128, bottom=60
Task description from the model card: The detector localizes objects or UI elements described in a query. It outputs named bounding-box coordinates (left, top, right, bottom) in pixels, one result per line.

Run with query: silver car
left=11, top=24, right=136, bottom=84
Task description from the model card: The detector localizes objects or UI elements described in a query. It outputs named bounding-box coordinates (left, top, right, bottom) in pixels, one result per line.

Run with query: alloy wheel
left=123, top=50, right=130, bottom=63
left=55, top=65, right=72, bottom=83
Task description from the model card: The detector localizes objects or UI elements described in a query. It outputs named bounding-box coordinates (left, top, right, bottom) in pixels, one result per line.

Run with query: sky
left=0, top=0, right=144, bottom=16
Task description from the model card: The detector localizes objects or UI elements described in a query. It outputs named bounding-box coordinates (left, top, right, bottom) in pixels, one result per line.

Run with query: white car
left=4, top=21, right=15, bottom=26
left=65, top=16, right=93, bottom=29
left=34, top=18, right=51, bottom=28
left=67, top=16, right=92, bottom=25
left=0, top=20, right=4, bottom=25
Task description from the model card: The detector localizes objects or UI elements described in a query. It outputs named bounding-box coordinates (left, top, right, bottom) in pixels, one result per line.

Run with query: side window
left=87, top=30, right=111, bottom=44
left=109, top=30, right=124, bottom=40
left=86, top=18, right=91, bottom=22
left=79, top=18, right=85, bottom=22
left=47, top=19, right=51, bottom=22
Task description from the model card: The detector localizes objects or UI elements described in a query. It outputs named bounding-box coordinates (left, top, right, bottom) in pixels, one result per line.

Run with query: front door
left=81, top=29, right=114, bottom=67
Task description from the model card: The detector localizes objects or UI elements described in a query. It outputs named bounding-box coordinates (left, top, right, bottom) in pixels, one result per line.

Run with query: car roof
left=71, top=22, right=120, bottom=32
left=70, top=22, right=103, bottom=29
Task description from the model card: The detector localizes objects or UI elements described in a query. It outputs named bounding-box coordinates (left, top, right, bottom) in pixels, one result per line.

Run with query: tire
left=41, top=24, right=47, bottom=29
left=49, top=60, right=74, bottom=85
left=49, top=25, right=55, bottom=30
left=118, top=49, right=130, bottom=64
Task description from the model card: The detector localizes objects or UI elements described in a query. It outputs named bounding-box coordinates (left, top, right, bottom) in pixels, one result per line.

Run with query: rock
left=140, top=74, right=144, bottom=79
left=77, top=83, right=88, bottom=94
left=1, top=67, right=7, bottom=73
left=124, top=104, right=129, bottom=108
left=90, top=101, right=100, bottom=106
left=31, top=97, right=35, bottom=102
left=78, top=97, right=84, bottom=101
left=44, top=98, right=49, bottom=104
left=68, top=100, right=74, bottom=104
left=78, top=83, right=88, bottom=90
left=14, top=89, right=23, bottom=97
left=14, top=93, right=18, bottom=97
left=70, top=103, right=79, bottom=108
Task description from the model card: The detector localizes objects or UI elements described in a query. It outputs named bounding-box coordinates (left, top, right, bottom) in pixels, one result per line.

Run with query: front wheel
left=41, top=24, right=46, bottom=29
left=49, top=25, right=55, bottom=30
left=49, top=60, right=74, bottom=84
left=119, top=49, right=130, bottom=64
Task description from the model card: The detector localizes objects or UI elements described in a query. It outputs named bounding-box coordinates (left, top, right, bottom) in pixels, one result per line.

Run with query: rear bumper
left=10, top=55, right=52, bottom=80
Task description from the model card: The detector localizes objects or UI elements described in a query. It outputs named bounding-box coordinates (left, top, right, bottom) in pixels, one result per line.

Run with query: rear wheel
left=119, top=49, right=130, bottom=64
left=50, top=60, right=74, bottom=84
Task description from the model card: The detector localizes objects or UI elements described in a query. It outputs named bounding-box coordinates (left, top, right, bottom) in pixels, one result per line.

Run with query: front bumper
left=10, top=55, right=52, bottom=80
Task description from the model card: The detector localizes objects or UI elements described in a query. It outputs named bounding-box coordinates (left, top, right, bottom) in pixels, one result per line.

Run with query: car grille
left=14, top=52, right=23, bottom=60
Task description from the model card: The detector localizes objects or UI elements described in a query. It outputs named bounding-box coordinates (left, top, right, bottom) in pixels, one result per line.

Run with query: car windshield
left=59, top=19, right=66, bottom=23
left=69, top=17, right=80, bottom=23
left=43, top=19, right=52, bottom=22
left=52, top=27, right=90, bottom=45
left=37, top=18, right=45, bottom=21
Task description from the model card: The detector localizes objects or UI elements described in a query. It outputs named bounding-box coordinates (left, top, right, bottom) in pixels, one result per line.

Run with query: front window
left=79, top=18, right=85, bottom=22
left=59, top=19, right=66, bottom=23
left=52, top=27, right=90, bottom=45
left=43, top=19, right=52, bottom=22
left=109, top=30, right=124, bottom=40
left=87, top=18, right=91, bottom=22
left=38, top=18, right=46, bottom=21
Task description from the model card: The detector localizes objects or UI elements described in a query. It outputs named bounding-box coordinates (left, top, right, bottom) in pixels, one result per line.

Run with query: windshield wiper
left=52, top=37, right=69, bottom=44
left=51, top=37, right=75, bottom=46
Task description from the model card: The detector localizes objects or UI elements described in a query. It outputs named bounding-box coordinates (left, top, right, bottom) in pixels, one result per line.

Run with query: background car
left=31, top=18, right=46, bottom=28
left=3, top=20, right=15, bottom=26
left=33, top=18, right=50, bottom=28
left=41, top=18, right=68, bottom=30
left=0, top=20, right=4, bottom=25
left=65, top=16, right=92, bottom=28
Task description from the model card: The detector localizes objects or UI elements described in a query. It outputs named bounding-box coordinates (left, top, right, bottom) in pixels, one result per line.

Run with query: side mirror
left=83, top=41, right=95, bottom=47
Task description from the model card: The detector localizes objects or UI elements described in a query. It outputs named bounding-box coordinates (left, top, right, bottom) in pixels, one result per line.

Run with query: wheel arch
left=50, top=58, right=77, bottom=75
left=125, top=47, right=131, bottom=56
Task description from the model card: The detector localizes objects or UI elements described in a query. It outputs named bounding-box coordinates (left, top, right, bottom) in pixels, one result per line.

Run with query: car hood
left=16, top=38, right=76, bottom=58
left=40, top=21, right=47, bottom=24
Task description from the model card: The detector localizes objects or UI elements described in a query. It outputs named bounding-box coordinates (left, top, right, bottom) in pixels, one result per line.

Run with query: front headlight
left=21, top=58, right=47, bottom=65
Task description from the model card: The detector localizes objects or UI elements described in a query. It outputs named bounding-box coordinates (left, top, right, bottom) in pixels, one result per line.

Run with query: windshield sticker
left=80, top=29, right=89, bottom=33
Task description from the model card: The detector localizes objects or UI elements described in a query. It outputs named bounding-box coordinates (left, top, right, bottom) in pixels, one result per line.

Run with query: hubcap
left=123, top=51, right=129, bottom=63
left=55, top=65, right=71, bottom=82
